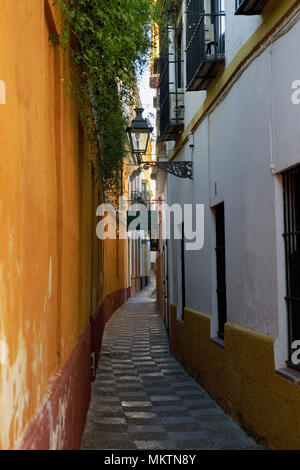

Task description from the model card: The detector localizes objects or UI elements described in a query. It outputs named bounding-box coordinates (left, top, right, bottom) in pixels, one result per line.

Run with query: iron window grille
left=235, top=0, right=271, bottom=15
left=158, top=5, right=184, bottom=141
left=215, top=202, right=227, bottom=339
left=186, top=0, right=225, bottom=91
left=283, top=166, right=300, bottom=370
left=181, top=222, right=186, bottom=320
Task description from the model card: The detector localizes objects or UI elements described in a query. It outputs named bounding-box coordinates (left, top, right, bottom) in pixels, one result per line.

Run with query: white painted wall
left=225, top=1, right=262, bottom=64
left=162, top=2, right=300, bottom=366
left=271, top=18, right=300, bottom=172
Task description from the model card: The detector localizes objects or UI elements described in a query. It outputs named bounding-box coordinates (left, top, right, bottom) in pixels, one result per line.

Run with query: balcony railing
left=235, top=0, right=271, bottom=15
left=158, top=26, right=184, bottom=141
left=130, top=191, right=149, bottom=208
left=186, top=0, right=225, bottom=91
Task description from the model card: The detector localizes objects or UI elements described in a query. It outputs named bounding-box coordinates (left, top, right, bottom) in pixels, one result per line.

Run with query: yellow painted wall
left=103, top=237, right=129, bottom=297
left=0, top=0, right=128, bottom=449
left=170, top=304, right=300, bottom=450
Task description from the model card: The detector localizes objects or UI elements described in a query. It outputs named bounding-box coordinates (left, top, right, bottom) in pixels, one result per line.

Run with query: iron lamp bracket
left=141, top=161, right=193, bottom=179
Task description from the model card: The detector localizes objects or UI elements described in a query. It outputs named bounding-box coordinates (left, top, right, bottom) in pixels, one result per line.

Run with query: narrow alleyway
left=82, top=285, right=261, bottom=450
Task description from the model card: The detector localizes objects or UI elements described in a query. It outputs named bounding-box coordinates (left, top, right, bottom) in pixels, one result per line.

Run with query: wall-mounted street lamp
left=126, top=108, right=193, bottom=179
left=126, top=108, right=153, bottom=162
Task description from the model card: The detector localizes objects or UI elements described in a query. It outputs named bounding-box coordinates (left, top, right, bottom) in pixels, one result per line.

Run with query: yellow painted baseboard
left=170, top=304, right=300, bottom=450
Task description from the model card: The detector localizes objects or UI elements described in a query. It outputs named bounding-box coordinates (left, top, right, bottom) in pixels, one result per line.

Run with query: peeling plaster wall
left=0, top=330, right=29, bottom=449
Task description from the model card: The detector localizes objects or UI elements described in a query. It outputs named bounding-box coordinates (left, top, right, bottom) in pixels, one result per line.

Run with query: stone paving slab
left=81, top=292, right=262, bottom=450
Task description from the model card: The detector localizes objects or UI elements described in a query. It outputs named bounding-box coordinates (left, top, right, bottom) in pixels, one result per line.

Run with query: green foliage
left=54, top=0, right=158, bottom=194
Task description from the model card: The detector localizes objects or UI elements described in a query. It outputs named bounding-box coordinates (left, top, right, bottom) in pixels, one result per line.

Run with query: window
left=235, top=0, right=271, bottom=15
left=283, top=166, right=300, bottom=369
left=176, top=22, right=184, bottom=90
left=153, top=57, right=159, bottom=76
left=215, top=203, right=227, bottom=339
left=186, top=0, right=225, bottom=91
left=158, top=1, right=184, bottom=140
left=181, top=222, right=186, bottom=319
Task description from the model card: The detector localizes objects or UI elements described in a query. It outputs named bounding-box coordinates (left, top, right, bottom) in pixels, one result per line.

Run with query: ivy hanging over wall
left=53, top=0, right=159, bottom=195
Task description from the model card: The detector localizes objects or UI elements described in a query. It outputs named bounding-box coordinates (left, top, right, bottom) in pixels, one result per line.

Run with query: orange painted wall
left=0, top=0, right=128, bottom=449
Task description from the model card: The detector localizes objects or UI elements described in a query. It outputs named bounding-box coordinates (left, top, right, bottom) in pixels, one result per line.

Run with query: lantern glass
left=130, top=130, right=150, bottom=155
left=126, top=108, right=153, bottom=158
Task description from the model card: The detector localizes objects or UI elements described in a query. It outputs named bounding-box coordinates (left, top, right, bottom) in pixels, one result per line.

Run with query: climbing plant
left=54, top=0, right=160, bottom=195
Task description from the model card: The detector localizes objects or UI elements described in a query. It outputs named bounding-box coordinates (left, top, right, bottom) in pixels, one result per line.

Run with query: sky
left=137, top=67, right=156, bottom=135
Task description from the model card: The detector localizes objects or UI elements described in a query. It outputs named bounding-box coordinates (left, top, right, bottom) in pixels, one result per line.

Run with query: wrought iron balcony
left=235, top=0, right=271, bottom=15
left=186, top=0, right=225, bottom=91
left=131, top=191, right=143, bottom=202
left=130, top=191, right=149, bottom=208
left=158, top=28, right=184, bottom=141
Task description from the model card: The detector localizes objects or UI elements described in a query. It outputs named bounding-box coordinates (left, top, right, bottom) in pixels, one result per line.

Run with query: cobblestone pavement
left=81, top=289, right=262, bottom=450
